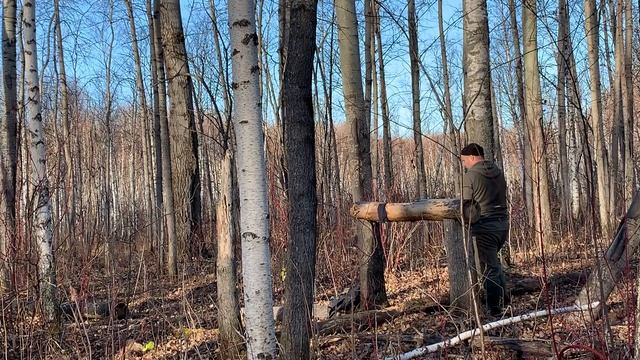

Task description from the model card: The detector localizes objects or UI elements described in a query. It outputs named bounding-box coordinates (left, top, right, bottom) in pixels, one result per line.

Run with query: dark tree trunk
left=409, top=0, right=426, bottom=200
left=159, top=0, right=203, bottom=257
left=216, top=152, right=243, bottom=358
left=147, top=0, right=163, bottom=262
left=280, top=0, right=318, bottom=357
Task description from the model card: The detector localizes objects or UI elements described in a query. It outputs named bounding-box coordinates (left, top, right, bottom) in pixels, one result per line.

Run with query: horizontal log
left=351, top=198, right=479, bottom=223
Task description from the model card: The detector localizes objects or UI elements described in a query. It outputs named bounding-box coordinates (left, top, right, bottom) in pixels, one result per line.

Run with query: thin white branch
left=383, top=301, right=600, bottom=360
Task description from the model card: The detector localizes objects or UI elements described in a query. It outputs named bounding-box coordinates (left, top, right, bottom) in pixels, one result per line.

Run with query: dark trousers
left=471, top=221, right=508, bottom=314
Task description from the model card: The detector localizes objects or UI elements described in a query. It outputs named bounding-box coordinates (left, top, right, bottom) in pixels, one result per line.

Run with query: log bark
left=351, top=199, right=479, bottom=223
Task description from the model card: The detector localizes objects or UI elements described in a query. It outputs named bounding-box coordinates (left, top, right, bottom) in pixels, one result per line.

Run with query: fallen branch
left=382, top=301, right=600, bottom=360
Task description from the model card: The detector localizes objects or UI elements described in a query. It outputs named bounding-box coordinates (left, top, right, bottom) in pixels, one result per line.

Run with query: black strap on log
left=377, top=203, right=388, bottom=223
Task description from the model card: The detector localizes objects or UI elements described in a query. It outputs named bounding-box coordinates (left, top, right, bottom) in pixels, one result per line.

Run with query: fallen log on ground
left=508, top=270, right=588, bottom=296
left=316, top=296, right=448, bottom=336
left=472, top=337, right=554, bottom=358
left=351, top=199, right=479, bottom=223
left=575, top=190, right=640, bottom=319
left=383, top=301, right=600, bottom=360
left=61, top=301, right=129, bottom=321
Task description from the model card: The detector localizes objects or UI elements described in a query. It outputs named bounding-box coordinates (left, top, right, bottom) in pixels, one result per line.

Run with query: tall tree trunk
left=281, top=0, right=318, bottom=357
left=216, top=152, right=243, bottom=358
left=566, top=29, right=590, bottom=220
left=370, top=22, right=379, bottom=197
left=1, top=0, right=18, bottom=291
left=104, top=0, right=116, bottom=270
left=229, top=0, right=278, bottom=356
left=409, top=0, right=426, bottom=200
left=153, top=0, right=178, bottom=276
left=584, top=0, right=612, bottom=235
left=209, top=0, right=232, bottom=137
left=374, top=2, right=393, bottom=197
left=602, top=1, right=614, bottom=88
left=490, top=81, right=503, bottom=169
left=508, top=0, right=533, bottom=226
left=623, top=0, right=635, bottom=206
left=146, top=0, right=163, bottom=261
left=53, top=0, right=74, bottom=241
left=23, top=0, right=58, bottom=323
left=364, top=0, right=373, bottom=172
left=463, top=0, right=494, bottom=161
left=438, top=0, right=458, bottom=190
left=610, top=0, right=624, bottom=217
left=440, top=0, right=470, bottom=310
left=159, top=0, right=203, bottom=257
left=335, top=0, right=386, bottom=307
left=557, top=0, right=572, bottom=230
left=124, top=0, right=154, bottom=250
left=523, top=0, right=554, bottom=243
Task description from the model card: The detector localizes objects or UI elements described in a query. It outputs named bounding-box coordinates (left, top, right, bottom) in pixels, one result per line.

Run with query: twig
left=382, top=301, right=600, bottom=360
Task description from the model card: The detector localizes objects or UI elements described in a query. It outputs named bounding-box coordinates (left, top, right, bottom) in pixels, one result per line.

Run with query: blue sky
left=34, top=0, right=606, bottom=139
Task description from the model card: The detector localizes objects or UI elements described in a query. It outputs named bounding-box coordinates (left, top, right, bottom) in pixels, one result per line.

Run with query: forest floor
left=3, top=248, right=637, bottom=359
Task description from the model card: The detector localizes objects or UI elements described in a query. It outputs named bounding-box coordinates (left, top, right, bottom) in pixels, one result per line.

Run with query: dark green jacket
left=463, top=160, right=508, bottom=229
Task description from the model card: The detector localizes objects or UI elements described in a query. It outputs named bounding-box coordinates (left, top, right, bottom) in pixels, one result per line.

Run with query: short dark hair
left=460, top=143, right=484, bottom=157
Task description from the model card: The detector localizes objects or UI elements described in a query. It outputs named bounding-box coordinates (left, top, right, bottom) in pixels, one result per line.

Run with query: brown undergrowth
left=2, top=245, right=637, bottom=359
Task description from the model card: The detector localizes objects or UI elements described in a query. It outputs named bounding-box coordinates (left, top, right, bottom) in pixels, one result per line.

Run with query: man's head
left=460, top=143, right=485, bottom=169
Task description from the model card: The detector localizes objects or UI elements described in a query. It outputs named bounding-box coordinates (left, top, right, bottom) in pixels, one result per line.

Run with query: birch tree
left=0, top=0, right=18, bottom=290
left=24, top=0, right=58, bottom=322
left=229, top=0, right=277, bottom=356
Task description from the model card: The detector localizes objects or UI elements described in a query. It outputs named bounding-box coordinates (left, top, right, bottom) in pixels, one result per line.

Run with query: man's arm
left=462, top=171, right=473, bottom=200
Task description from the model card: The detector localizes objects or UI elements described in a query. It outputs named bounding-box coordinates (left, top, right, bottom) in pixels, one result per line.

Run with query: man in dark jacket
left=460, top=143, right=509, bottom=316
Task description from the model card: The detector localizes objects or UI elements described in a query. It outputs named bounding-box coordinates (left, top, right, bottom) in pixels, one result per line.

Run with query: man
left=460, top=143, right=509, bottom=316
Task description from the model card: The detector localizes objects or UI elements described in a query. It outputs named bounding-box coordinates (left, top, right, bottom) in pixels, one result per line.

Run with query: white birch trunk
left=1, top=0, right=18, bottom=291
left=23, top=0, right=57, bottom=322
left=228, top=0, right=277, bottom=357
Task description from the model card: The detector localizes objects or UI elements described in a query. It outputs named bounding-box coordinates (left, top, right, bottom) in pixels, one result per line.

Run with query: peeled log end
left=351, top=199, right=480, bottom=223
